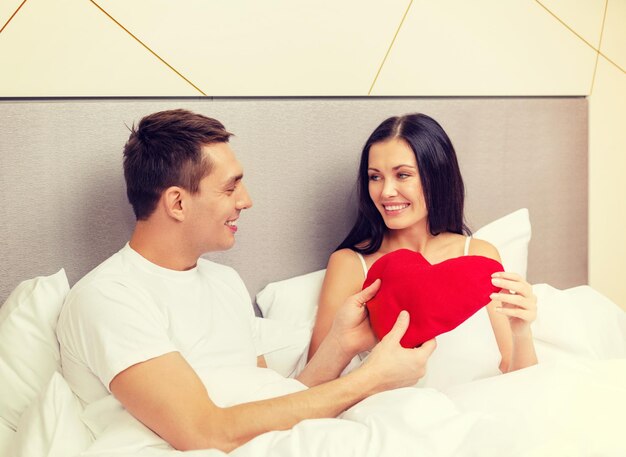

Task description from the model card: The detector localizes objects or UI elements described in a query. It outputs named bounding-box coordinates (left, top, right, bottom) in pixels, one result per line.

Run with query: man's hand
left=360, top=311, right=437, bottom=393
left=327, top=279, right=381, bottom=359
left=297, top=280, right=381, bottom=387
left=299, top=280, right=435, bottom=392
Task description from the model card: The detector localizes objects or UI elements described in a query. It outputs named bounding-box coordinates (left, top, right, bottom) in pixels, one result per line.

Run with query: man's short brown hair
left=123, top=109, right=232, bottom=220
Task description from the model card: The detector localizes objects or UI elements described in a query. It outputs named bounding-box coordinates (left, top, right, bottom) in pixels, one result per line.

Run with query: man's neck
left=129, top=221, right=199, bottom=271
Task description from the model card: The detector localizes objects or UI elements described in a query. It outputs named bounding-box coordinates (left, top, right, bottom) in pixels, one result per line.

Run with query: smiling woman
left=361, top=114, right=467, bottom=245
left=309, top=112, right=538, bottom=375
left=367, top=139, right=428, bottom=231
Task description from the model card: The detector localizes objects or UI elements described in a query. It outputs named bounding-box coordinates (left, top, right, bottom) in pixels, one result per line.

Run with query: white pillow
left=256, top=270, right=325, bottom=376
left=0, top=269, right=69, bottom=430
left=252, top=317, right=311, bottom=377
left=532, top=283, right=626, bottom=362
left=474, top=208, right=531, bottom=278
left=256, top=269, right=326, bottom=327
left=10, top=371, right=93, bottom=457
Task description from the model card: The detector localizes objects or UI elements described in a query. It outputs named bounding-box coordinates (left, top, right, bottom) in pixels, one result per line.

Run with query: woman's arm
left=308, top=249, right=367, bottom=360
left=469, top=239, right=538, bottom=372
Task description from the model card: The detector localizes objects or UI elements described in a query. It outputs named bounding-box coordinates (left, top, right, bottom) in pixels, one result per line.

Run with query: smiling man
left=56, top=109, right=436, bottom=453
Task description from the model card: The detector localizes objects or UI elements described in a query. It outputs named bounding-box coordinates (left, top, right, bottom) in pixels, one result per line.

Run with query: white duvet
left=8, top=283, right=626, bottom=457
left=76, top=359, right=626, bottom=457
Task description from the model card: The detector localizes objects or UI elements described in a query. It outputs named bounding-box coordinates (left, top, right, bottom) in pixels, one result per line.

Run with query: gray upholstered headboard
left=0, top=98, right=587, bottom=305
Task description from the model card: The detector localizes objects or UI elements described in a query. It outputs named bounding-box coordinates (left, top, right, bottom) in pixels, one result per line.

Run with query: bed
left=1, top=98, right=625, bottom=457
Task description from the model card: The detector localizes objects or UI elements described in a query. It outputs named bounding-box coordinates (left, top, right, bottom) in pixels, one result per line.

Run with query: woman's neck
left=381, top=223, right=434, bottom=254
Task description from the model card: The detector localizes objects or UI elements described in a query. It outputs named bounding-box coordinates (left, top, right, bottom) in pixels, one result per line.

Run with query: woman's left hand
left=490, top=272, right=537, bottom=336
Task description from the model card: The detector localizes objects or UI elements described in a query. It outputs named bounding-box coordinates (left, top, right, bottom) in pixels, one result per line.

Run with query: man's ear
left=162, top=186, right=186, bottom=222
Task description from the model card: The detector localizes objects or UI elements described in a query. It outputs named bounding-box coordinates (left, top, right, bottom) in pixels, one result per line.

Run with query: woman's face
left=367, top=137, right=427, bottom=231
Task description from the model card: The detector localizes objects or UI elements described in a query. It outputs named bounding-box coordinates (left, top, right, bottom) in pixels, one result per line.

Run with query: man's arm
left=111, top=283, right=435, bottom=452
left=256, top=355, right=267, bottom=368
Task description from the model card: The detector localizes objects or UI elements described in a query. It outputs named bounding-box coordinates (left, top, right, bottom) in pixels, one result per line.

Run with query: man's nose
left=237, top=183, right=253, bottom=209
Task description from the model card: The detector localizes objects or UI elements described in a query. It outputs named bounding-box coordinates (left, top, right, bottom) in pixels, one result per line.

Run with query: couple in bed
left=56, top=108, right=537, bottom=453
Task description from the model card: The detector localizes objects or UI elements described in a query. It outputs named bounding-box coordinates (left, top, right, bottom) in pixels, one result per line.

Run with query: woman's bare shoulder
left=328, top=247, right=359, bottom=263
left=468, top=237, right=501, bottom=260
left=321, top=249, right=365, bottom=300
left=325, top=248, right=364, bottom=274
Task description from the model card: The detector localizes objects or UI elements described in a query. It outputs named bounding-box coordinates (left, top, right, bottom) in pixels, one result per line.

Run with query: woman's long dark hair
left=337, top=113, right=470, bottom=254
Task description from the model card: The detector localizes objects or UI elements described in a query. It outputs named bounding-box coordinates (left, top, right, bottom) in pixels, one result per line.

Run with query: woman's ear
left=162, top=186, right=186, bottom=222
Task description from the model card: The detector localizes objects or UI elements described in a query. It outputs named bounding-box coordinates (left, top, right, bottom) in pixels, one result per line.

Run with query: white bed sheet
left=6, top=282, right=626, bottom=457
left=73, top=358, right=625, bottom=457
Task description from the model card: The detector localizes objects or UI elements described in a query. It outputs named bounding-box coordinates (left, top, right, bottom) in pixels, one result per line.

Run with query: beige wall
left=0, top=0, right=624, bottom=308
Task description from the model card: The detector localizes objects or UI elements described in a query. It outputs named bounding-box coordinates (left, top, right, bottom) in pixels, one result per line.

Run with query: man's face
left=185, top=142, right=252, bottom=254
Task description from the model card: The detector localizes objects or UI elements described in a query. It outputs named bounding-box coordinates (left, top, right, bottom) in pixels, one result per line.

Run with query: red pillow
left=363, top=249, right=503, bottom=348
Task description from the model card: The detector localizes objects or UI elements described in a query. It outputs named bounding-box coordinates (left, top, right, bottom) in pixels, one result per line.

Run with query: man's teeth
left=384, top=204, right=409, bottom=211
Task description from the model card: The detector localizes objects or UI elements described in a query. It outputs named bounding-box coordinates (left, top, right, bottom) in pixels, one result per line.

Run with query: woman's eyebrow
left=368, top=165, right=416, bottom=172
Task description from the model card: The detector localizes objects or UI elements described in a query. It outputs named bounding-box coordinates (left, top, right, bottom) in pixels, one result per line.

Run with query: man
left=56, top=109, right=436, bottom=452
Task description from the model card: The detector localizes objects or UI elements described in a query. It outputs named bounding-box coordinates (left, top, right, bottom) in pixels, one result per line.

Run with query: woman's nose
left=382, top=179, right=398, bottom=198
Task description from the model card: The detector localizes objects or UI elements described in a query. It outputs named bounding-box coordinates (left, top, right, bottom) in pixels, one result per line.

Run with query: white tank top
left=355, top=236, right=472, bottom=277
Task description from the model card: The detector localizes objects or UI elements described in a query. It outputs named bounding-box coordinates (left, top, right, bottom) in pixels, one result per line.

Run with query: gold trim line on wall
left=88, top=0, right=207, bottom=96
left=0, top=0, right=28, bottom=36
left=368, top=0, right=414, bottom=95
left=535, top=0, right=624, bottom=76
left=590, top=0, right=609, bottom=95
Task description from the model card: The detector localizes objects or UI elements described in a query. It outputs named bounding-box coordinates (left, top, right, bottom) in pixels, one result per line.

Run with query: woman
left=309, top=113, right=537, bottom=376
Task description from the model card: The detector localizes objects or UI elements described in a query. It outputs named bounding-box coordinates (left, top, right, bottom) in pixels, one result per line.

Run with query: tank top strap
left=355, top=251, right=368, bottom=278
left=464, top=235, right=472, bottom=256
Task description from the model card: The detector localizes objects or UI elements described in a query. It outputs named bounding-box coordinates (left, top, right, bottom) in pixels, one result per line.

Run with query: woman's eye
left=368, top=175, right=381, bottom=182
left=397, top=173, right=410, bottom=179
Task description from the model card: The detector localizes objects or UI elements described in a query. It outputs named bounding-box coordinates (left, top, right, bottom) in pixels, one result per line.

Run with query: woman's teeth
left=384, top=204, right=409, bottom=211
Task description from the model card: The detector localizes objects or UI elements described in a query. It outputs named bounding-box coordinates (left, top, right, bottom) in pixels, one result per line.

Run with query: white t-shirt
left=57, top=244, right=305, bottom=415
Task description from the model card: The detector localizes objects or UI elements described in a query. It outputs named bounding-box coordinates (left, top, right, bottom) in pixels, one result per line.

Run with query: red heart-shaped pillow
left=363, top=249, right=503, bottom=348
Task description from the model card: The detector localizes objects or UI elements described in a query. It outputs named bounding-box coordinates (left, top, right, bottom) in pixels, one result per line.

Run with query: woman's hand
left=490, top=272, right=537, bottom=337
left=328, top=279, right=380, bottom=359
